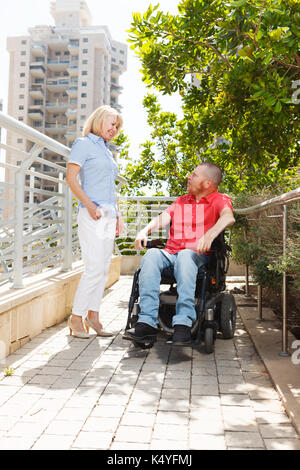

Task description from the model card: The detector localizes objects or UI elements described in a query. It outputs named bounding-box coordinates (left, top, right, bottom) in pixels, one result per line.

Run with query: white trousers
left=72, top=207, right=116, bottom=317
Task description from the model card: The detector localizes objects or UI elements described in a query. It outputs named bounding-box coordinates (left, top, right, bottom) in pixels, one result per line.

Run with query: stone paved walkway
left=0, top=276, right=300, bottom=450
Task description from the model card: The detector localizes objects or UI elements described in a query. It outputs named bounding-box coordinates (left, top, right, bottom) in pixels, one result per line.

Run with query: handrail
left=0, top=111, right=70, bottom=159
left=234, top=187, right=300, bottom=215
left=234, top=185, right=300, bottom=357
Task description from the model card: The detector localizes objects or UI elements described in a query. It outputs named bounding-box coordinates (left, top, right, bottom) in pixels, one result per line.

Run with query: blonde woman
left=66, top=105, right=124, bottom=338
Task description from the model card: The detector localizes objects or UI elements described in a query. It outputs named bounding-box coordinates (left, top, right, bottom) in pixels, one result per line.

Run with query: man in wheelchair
left=123, top=162, right=235, bottom=348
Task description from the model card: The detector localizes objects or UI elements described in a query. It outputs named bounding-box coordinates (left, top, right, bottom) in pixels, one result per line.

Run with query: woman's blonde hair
left=82, top=105, right=123, bottom=138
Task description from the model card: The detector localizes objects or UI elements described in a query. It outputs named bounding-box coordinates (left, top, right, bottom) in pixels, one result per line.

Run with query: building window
left=82, top=59, right=88, bottom=65
left=17, top=138, right=23, bottom=143
left=82, top=82, right=87, bottom=86
left=120, top=50, right=124, bottom=54
left=21, top=40, right=27, bottom=45
left=112, top=58, right=116, bottom=63
left=80, top=115, right=86, bottom=120
left=20, top=62, right=26, bottom=66
left=82, top=71, right=87, bottom=76
left=19, top=105, right=24, bottom=110
left=18, top=117, right=24, bottom=121
left=81, top=93, right=87, bottom=98
left=20, top=73, right=25, bottom=77
left=83, top=38, right=88, bottom=42
left=21, top=51, right=26, bottom=55
left=20, top=84, right=25, bottom=88
left=119, top=60, right=124, bottom=65
left=82, top=49, right=88, bottom=54
left=19, top=94, right=24, bottom=99
left=112, top=47, right=116, bottom=52
left=81, top=104, right=86, bottom=109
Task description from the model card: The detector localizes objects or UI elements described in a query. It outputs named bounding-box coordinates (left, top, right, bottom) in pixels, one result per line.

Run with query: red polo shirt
left=164, top=191, right=233, bottom=254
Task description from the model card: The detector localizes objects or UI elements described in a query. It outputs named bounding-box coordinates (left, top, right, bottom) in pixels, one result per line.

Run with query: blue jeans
left=138, top=248, right=209, bottom=328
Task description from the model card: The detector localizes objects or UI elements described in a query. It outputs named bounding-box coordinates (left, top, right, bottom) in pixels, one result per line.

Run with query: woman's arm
left=66, top=163, right=100, bottom=221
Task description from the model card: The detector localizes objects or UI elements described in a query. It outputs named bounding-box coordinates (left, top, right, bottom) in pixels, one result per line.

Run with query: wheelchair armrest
left=144, top=239, right=166, bottom=249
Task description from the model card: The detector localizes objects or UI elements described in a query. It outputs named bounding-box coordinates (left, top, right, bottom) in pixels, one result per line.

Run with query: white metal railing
left=0, top=111, right=124, bottom=289
left=116, top=196, right=176, bottom=256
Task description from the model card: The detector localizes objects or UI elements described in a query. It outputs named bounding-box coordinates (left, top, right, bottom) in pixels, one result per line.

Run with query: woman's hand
left=87, top=202, right=102, bottom=221
left=116, top=216, right=125, bottom=236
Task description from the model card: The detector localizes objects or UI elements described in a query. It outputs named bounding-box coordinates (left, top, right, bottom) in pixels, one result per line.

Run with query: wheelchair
left=125, top=232, right=237, bottom=354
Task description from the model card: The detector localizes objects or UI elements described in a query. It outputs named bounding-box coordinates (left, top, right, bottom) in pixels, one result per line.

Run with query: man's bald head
left=196, top=162, right=222, bottom=187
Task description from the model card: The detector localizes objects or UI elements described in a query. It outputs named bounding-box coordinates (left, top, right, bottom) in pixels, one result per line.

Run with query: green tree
left=125, top=0, right=300, bottom=194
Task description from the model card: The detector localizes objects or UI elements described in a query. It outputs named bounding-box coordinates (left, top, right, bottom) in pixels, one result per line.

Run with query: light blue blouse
left=69, top=132, right=119, bottom=216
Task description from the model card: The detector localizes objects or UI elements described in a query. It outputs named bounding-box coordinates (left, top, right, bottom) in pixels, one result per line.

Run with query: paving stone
left=191, top=383, right=219, bottom=396
left=254, top=411, right=290, bottom=424
left=189, top=434, right=226, bottom=450
left=222, top=406, right=257, bottom=431
left=82, top=416, right=120, bottom=433
left=220, top=394, right=252, bottom=407
left=259, top=423, right=298, bottom=439
left=72, top=430, right=114, bottom=449
left=150, top=439, right=188, bottom=450
left=45, top=419, right=83, bottom=436
left=155, top=411, right=189, bottom=425
left=225, top=431, right=265, bottom=449
left=114, top=425, right=152, bottom=443
left=190, top=395, right=221, bottom=409
left=152, top=423, right=189, bottom=441
left=158, top=398, right=189, bottom=412
left=264, top=438, right=300, bottom=451
left=121, top=412, right=156, bottom=427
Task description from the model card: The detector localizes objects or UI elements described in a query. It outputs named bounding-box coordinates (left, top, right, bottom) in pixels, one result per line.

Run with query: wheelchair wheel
left=220, top=294, right=237, bottom=339
left=204, top=328, right=214, bottom=354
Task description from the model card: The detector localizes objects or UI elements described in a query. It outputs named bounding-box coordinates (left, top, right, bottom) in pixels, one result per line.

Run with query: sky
left=0, top=0, right=183, bottom=160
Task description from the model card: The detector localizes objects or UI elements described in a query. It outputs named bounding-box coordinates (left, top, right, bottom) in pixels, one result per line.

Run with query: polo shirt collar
left=87, top=132, right=109, bottom=148
left=187, top=190, right=218, bottom=204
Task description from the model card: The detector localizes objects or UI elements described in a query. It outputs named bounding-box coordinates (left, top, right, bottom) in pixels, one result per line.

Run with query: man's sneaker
left=123, top=322, right=157, bottom=344
left=172, top=324, right=192, bottom=346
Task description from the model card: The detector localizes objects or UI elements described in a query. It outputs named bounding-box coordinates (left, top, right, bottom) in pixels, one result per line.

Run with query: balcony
left=46, top=101, right=68, bottom=113
left=66, top=86, right=78, bottom=98
left=29, top=85, right=44, bottom=99
left=66, top=108, right=78, bottom=118
left=28, top=108, right=44, bottom=120
left=110, top=83, right=123, bottom=98
left=31, top=44, right=46, bottom=57
left=30, top=65, right=46, bottom=78
left=47, top=37, right=69, bottom=51
left=45, top=122, right=68, bottom=134
left=67, top=65, right=78, bottom=77
left=68, top=41, right=79, bottom=53
left=47, top=59, right=70, bottom=71
left=46, top=79, right=69, bottom=92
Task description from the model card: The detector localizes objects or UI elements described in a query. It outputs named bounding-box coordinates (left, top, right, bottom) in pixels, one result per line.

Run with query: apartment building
left=5, top=0, right=127, bottom=211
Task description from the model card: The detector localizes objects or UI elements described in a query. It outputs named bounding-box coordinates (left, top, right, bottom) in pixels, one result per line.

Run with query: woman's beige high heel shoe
left=68, top=317, right=89, bottom=339
left=85, top=317, right=114, bottom=337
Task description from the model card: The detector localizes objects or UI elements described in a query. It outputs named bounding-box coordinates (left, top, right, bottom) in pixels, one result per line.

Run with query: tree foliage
left=123, top=0, right=300, bottom=194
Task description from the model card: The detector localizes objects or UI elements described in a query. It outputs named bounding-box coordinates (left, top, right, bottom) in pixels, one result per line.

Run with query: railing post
left=137, top=200, right=141, bottom=256
left=279, top=204, right=290, bottom=356
left=256, top=213, right=264, bottom=321
left=62, top=182, right=73, bottom=271
left=13, top=168, right=25, bottom=288
left=243, top=228, right=250, bottom=297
